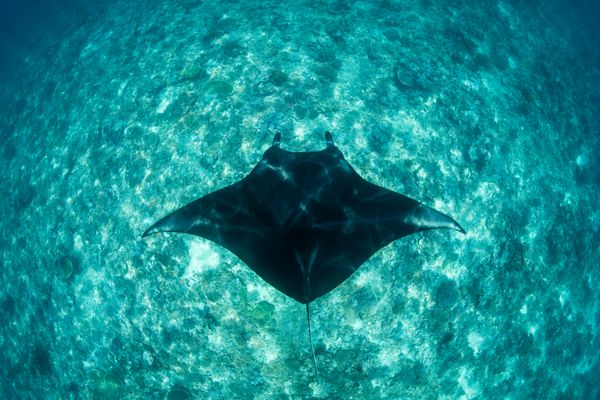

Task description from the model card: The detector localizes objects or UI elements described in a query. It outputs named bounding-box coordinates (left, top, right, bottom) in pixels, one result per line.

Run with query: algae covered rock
left=202, top=80, right=233, bottom=99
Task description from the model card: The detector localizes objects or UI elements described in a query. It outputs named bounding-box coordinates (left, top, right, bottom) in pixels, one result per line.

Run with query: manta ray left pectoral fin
left=142, top=183, right=254, bottom=241
left=142, top=193, right=218, bottom=238
left=142, top=199, right=202, bottom=237
left=141, top=182, right=273, bottom=274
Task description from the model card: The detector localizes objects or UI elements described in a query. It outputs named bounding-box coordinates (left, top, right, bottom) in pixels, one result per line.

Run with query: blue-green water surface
left=1, top=0, right=599, bottom=398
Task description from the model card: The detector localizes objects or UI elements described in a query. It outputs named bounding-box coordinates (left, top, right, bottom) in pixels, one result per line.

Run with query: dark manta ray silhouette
left=142, top=131, right=464, bottom=374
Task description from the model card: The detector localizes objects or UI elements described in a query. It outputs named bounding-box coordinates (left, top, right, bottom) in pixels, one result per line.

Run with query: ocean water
left=1, top=0, right=599, bottom=398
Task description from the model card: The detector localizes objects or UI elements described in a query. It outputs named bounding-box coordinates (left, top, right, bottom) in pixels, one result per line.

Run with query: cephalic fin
left=325, top=131, right=334, bottom=147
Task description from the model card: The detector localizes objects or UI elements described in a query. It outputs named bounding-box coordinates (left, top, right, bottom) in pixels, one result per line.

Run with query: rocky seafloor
left=1, top=0, right=599, bottom=398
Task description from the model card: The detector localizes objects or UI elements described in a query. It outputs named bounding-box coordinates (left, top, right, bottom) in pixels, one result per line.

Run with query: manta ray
left=143, top=131, right=464, bottom=374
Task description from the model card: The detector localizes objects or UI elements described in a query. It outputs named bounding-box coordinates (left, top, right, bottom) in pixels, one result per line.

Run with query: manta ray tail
left=306, top=302, right=319, bottom=379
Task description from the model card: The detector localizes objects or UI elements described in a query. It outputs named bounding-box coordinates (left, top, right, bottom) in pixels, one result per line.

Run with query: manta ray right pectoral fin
left=360, top=188, right=465, bottom=241
left=405, top=204, right=465, bottom=234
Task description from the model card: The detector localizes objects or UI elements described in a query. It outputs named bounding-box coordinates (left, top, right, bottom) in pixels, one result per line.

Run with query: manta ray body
left=143, top=131, right=464, bottom=373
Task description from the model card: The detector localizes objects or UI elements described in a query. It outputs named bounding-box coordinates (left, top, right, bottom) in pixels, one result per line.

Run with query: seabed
left=0, top=0, right=599, bottom=398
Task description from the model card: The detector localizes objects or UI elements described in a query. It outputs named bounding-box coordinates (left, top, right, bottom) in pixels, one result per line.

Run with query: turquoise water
left=1, top=0, right=599, bottom=398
